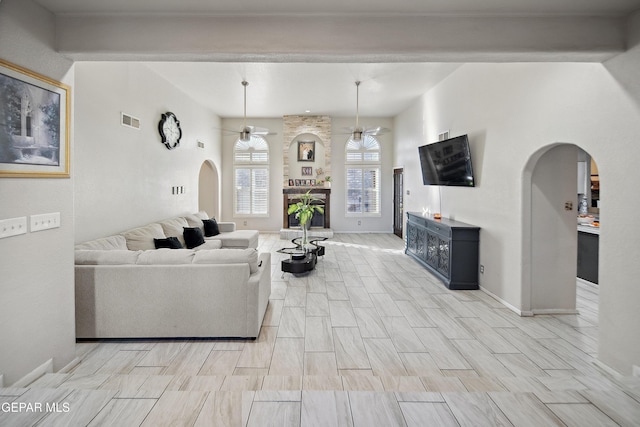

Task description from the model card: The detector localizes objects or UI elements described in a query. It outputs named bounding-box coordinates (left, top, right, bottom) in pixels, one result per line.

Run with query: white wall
left=220, top=116, right=394, bottom=233
left=394, top=59, right=640, bottom=374
left=331, top=117, right=394, bottom=233
left=0, top=0, right=76, bottom=385
left=530, top=145, right=578, bottom=313
left=74, top=62, right=222, bottom=243
left=221, top=117, right=284, bottom=232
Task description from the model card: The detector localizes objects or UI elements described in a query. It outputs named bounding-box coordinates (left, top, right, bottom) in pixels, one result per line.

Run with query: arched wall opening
left=198, top=160, right=220, bottom=219
left=522, top=143, right=601, bottom=315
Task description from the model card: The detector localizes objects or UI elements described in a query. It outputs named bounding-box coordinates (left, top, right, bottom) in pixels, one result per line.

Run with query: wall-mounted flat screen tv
left=418, top=134, right=475, bottom=186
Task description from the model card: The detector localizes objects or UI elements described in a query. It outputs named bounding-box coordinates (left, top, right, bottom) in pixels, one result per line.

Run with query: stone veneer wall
left=283, top=115, right=331, bottom=187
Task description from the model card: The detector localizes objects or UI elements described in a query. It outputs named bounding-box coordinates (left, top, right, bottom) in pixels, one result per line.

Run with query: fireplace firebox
left=283, top=188, right=331, bottom=229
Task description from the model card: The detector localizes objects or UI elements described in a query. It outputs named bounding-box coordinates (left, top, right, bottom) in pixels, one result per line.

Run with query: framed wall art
left=0, top=59, right=70, bottom=178
left=298, top=141, right=315, bottom=162
left=301, top=166, right=312, bottom=176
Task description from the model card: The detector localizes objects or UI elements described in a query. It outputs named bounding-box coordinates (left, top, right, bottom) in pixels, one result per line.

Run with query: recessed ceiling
left=146, top=62, right=461, bottom=118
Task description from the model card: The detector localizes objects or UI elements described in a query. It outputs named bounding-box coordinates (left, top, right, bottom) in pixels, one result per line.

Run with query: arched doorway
left=522, top=143, right=601, bottom=314
left=198, top=160, right=220, bottom=219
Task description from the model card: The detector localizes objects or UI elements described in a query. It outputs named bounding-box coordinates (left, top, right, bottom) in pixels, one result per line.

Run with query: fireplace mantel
left=283, top=188, right=331, bottom=229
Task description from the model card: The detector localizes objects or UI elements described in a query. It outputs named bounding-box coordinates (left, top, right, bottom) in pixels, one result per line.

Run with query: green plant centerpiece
left=288, top=190, right=324, bottom=252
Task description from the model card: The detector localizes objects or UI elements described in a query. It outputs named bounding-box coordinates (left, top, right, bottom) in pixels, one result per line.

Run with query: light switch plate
left=0, top=216, right=28, bottom=239
left=31, top=212, right=61, bottom=232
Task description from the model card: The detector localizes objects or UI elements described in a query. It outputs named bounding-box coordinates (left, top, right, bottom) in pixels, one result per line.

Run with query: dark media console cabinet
left=406, top=212, right=480, bottom=290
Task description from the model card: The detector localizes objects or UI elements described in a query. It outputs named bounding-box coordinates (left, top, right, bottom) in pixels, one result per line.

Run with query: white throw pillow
left=192, top=248, right=259, bottom=273
left=75, top=250, right=141, bottom=265
left=158, top=217, right=189, bottom=246
left=136, top=249, right=195, bottom=265
left=75, top=235, right=128, bottom=251
left=121, top=223, right=166, bottom=251
left=195, top=211, right=209, bottom=220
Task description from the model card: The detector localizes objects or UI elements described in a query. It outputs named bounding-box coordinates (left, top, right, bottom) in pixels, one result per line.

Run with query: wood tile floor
left=2, top=233, right=640, bottom=426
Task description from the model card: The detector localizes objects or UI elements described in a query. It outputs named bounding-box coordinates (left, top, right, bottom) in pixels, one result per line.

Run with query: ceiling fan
left=342, top=80, right=390, bottom=141
left=224, top=80, right=276, bottom=142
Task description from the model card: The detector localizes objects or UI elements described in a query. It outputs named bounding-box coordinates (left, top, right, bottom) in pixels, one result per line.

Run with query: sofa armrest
left=217, top=222, right=236, bottom=232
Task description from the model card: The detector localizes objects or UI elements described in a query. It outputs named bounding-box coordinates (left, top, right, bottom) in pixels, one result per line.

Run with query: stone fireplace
left=281, top=115, right=333, bottom=238
left=282, top=115, right=332, bottom=188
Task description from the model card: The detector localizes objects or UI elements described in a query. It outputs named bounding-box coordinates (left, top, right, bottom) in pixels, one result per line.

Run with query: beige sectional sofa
left=74, top=212, right=268, bottom=339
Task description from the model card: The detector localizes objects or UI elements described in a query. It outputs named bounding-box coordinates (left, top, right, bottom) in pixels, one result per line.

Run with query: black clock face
left=158, top=112, right=182, bottom=150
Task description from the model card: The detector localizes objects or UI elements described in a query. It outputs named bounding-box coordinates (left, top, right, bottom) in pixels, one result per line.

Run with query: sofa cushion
left=192, top=239, right=223, bottom=250
left=183, top=227, right=206, bottom=249
left=122, top=223, right=166, bottom=251
left=75, top=235, right=128, bottom=251
left=159, top=217, right=189, bottom=246
left=207, top=229, right=259, bottom=249
left=184, top=213, right=204, bottom=228
left=193, top=248, right=259, bottom=273
left=76, top=250, right=141, bottom=265
left=136, top=249, right=195, bottom=265
left=203, top=218, right=220, bottom=237
left=154, top=237, right=183, bottom=249
left=195, top=211, right=210, bottom=220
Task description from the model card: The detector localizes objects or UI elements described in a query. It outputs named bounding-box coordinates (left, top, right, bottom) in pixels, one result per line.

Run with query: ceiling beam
left=55, top=14, right=624, bottom=62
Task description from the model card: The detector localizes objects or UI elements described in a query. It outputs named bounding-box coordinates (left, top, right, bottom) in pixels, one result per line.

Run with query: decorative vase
left=324, top=181, right=331, bottom=188
left=301, top=221, right=311, bottom=252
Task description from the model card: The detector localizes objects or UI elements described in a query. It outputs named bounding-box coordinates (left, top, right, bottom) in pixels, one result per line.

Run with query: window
left=345, top=135, right=381, bottom=216
left=233, top=135, right=269, bottom=216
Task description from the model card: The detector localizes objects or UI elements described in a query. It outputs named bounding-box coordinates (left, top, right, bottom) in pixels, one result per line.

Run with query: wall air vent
left=121, top=112, right=140, bottom=130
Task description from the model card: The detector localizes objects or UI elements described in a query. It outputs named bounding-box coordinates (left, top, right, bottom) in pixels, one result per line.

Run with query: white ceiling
left=146, top=62, right=462, bottom=118
left=33, top=0, right=640, bottom=118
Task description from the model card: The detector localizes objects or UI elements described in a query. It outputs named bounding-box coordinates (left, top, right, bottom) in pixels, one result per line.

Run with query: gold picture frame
left=0, top=59, right=71, bottom=178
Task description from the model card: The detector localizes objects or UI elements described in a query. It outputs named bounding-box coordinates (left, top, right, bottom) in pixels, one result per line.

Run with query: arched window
left=345, top=134, right=381, bottom=216
left=233, top=135, right=269, bottom=216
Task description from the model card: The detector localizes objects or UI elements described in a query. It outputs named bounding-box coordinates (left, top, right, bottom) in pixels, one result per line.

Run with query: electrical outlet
left=357, top=220, right=361, bottom=226
left=30, top=212, right=61, bottom=232
left=243, top=220, right=247, bottom=226
left=0, top=216, right=27, bottom=239
left=480, top=265, right=484, bottom=274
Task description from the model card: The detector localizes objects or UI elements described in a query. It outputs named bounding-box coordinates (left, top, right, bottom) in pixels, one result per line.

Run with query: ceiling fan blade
left=364, top=127, right=391, bottom=136
left=247, top=126, right=271, bottom=134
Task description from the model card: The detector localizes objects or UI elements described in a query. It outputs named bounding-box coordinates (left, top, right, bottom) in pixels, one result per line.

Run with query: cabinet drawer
left=408, top=215, right=427, bottom=228
left=427, top=221, right=451, bottom=237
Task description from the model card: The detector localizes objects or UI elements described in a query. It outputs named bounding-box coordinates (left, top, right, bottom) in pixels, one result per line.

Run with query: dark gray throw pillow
left=202, top=218, right=220, bottom=237
left=154, top=236, right=183, bottom=249
left=183, top=227, right=206, bottom=249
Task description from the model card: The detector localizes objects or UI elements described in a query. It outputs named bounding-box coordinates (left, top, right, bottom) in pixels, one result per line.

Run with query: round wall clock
left=158, top=112, right=182, bottom=150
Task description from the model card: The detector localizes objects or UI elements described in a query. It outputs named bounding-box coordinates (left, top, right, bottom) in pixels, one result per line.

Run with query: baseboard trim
left=531, top=308, right=579, bottom=315
left=479, top=285, right=533, bottom=317
left=593, top=359, right=624, bottom=379
left=12, top=358, right=53, bottom=388
left=59, top=357, right=81, bottom=374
